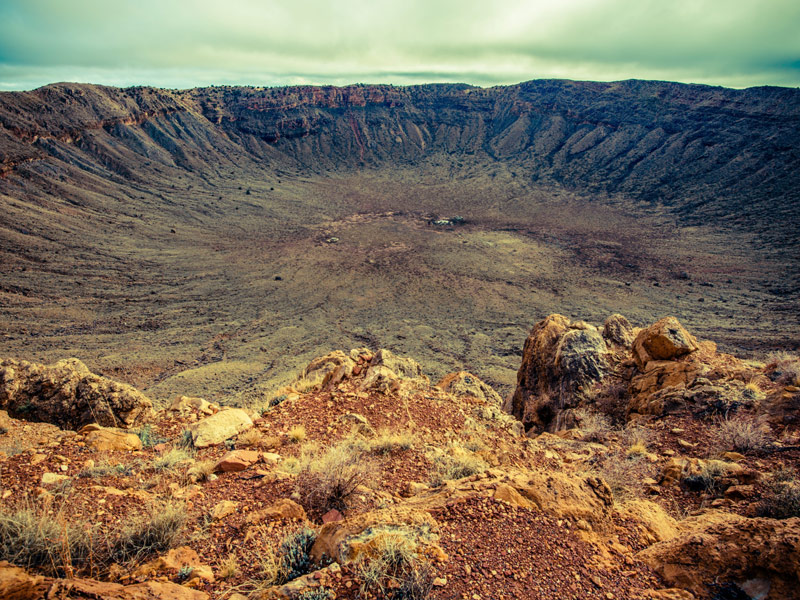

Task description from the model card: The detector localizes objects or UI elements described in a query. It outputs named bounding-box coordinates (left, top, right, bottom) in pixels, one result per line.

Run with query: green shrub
left=429, top=445, right=488, bottom=486
left=137, top=424, right=167, bottom=448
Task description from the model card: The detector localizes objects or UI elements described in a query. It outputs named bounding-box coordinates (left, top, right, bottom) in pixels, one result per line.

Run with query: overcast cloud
left=1, top=0, right=798, bottom=90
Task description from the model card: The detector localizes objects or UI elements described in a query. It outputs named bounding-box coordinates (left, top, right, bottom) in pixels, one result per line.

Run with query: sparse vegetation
left=297, top=588, right=335, bottom=600
left=137, top=424, right=166, bottom=448
left=151, top=448, right=193, bottom=473
left=350, top=428, right=417, bottom=455
left=288, top=425, right=307, bottom=443
left=712, top=415, right=770, bottom=454
left=429, top=444, right=489, bottom=486
left=356, top=530, right=434, bottom=600
left=766, top=351, right=800, bottom=385
left=296, top=442, right=376, bottom=513
left=237, top=428, right=263, bottom=447
left=0, top=504, right=92, bottom=576
left=275, top=527, right=317, bottom=584
left=593, top=452, right=655, bottom=501
left=111, top=502, right=187, bottom=564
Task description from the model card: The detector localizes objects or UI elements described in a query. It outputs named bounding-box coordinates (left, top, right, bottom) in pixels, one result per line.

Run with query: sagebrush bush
left=296, top=443, right=376, bottom=513
left=592, top=452, right=655, bottom=502
left=237, top=428, right=263, bottom=447
left=350, top=428, right=416, bottom=455
left=713, top=415, right=770, bottom=454
left=186, top=459, right=216, bottom=483
left=111, top=503, right=187, bottom=564
left=79, top=461, right=134, bottom=479
left=288, top=425, right=307, bottom=443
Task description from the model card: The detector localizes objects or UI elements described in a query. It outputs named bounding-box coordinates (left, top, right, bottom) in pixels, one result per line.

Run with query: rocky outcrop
left=632, top=317, right=699, bottom=370
left=0, top=561, right=208, bottom=600
left=639, top=513, right=800, bottom=599
left=0, top=358, right=153, bottom=430
left=437, top=371, right=502, bottom=405
left=507, top=315, right=611, bottom=431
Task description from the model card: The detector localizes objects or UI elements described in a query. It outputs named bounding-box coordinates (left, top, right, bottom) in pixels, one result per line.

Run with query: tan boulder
left=211, top=500, right=238, bottom=521
left=81, top=425, right=143, bottom=452
left=169, top=396, right=217, bottom=415
left=493, top=483, right=533, bottom=508
left=603, top=313, right=635, bottom=347
left=49, top=578, right=209, bottom=599
left=246, top=498, right=307, bottom=523
left=188, top=408, right=253, bottom=448
left=0, top=358, right=153, bottom=429
left=369, top=348, right=424, bottom=379
left=0, top=561, right=49, bottom=600
left=639, top=512, right=800, bottom=598
left=437, top=371, right=503, bottom=405
left=632, top=317, right=699, bottom=369
left=300, top=350, right=355, bottom=391
left=134, top=546, right=214, bottom=583
left=214, top=449, right=259, bottom=472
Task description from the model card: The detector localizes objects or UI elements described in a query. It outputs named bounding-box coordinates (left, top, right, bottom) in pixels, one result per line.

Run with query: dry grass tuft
left=152, top=448, right=193, bottom=473
left=573, top=407, right=613, bottom=443
left=288, top=425, right=307, bottom=444
left=186, top=459, right=216, bottom=483
left=429, top=444, right=488, bottom=486
left=296, top=443, right=376, bottom=513
left=237, top=428, right=263, bottom=447
left=111, top=503, right=187, bottom=564
left=355, top=530, right=434, bottom=600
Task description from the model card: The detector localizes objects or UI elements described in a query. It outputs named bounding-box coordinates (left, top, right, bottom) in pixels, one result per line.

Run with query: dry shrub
left=111, top=503, right=187, bottom=564
left=429, top=444, right=488, bottom=486
left=0, top=503, right=93, bottom=576
left=573, top=407, right=613, bottom=443
left=757, top=469, right=800, bottom=519
left=296, top=443, right=376, bottom=513
left=592, top=452, right=655, bottom=502
left=712, top=415, right=770, bottom=454
left=356, top=530, right=434, bottom=600
left=261, top=434, right=283, bottom=450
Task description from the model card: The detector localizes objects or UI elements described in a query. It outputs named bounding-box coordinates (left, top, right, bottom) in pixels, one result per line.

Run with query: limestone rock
left=301, top=350, right=355, bottom=390
left=81, top=425, right=143, bottom=452
left=437, top=371, right=503, bottom=405
left=507, top=314, right=610, bottom=431
left=188, top=408, right=253, bottom=448
left=632, top=317, right=699, bottom=369
left=0, top=358, right=153, bottom=430
left=603, top=314, right=635, bottom=347
left=369, top=348, right=424, bottom=379
left=169, top=396, right=218, bottom=415
left=639, top=512, right=800, bottom=598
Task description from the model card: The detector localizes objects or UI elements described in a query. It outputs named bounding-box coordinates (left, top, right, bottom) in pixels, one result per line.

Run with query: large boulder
left=369, top=349, right=424, bottom=379
left=507, top=315, right=611, bottom=431
left=437, top=371, right=502, bottom=405
left=188, top=408, right=253, bottom=448
left=0, top=358, right=153, bottom=430
left=632, top=317, right=699, bottom=370
left=603, top=313, right=635, bottom=347
left=639, top=513, right=800, bottom=599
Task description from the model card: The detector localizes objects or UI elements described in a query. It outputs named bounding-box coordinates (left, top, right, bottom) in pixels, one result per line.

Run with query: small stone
left=211, top=500, right=238, bottom=521
left=322, top=508, right=344, bottom=524
left=41, top=472, right=68, bottom=485
left=433, top=577, right=447, bottom=586
left=678, top=439, right=695, bottom=448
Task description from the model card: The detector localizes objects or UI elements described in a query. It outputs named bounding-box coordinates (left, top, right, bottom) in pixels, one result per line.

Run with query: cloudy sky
left=1, top=0, right=798, bottom=91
